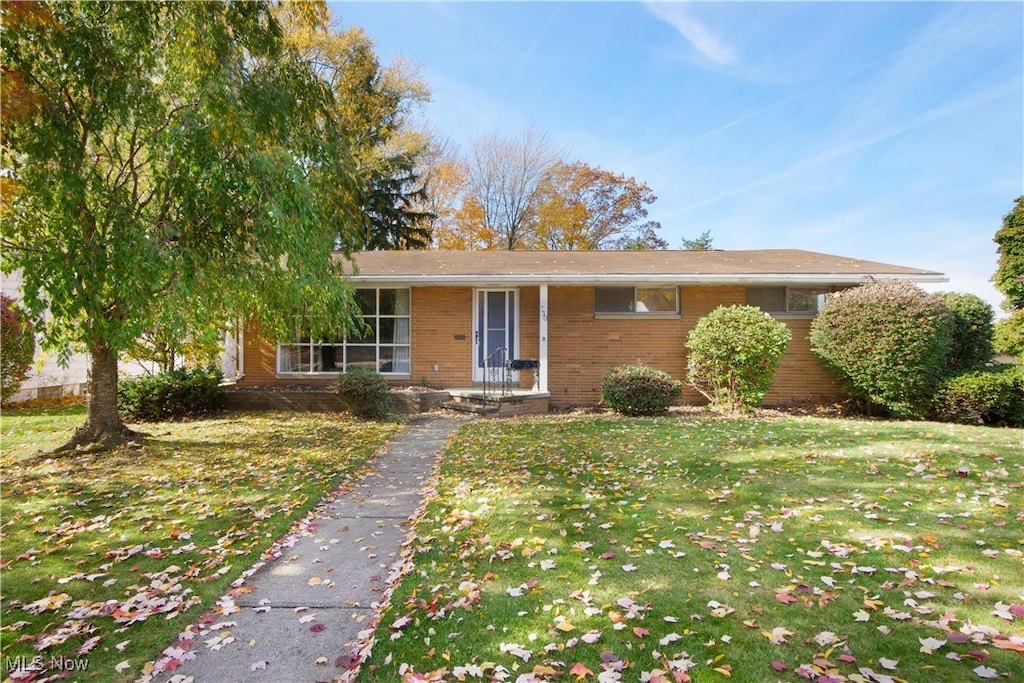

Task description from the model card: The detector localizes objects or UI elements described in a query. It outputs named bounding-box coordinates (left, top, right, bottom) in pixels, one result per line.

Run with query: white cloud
left=644, top=2, right=738, bottom=66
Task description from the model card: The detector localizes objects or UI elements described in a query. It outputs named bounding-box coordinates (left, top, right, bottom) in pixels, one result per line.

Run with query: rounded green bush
left=810, top=279, right=953, bottom=418
left=685, top=305, right=791, bottom=412
left=937, top=292, right=994, bottom=371
left=930, top=364, right=1024, bottom=427
left=600, top=362, right=682, bottom=416
left=336, top=366, right=394, bottom=420
left=118, top=367, right=225, bottom=421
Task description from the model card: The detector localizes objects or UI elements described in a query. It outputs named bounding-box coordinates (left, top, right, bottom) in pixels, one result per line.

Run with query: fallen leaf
left=775, top=591, right=798, bottom=605
left=569, top=662, right=594, bottom=679
left=763, top=626, right=794, bottom=645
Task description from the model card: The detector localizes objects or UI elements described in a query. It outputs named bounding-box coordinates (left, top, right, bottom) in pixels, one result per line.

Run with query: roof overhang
left=346, top=273, right=949, bottom=287
left=339, top=249, right=947, bottom=288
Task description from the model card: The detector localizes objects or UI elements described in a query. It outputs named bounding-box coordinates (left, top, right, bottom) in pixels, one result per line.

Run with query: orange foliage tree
left=534, top=161, right=662, bottom=250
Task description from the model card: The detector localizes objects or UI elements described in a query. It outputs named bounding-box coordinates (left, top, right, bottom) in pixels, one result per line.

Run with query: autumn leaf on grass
left=775, top=590, right=798, bottom=605
left=763, top=626, right=794, bottom=644
left=659, top=632, right=682, bottom=646
left=76, top=635, right=102, bottom=655
left=707, top=600, right=734, bottom=617
left=856, top=667, right=905, bottom=683
left=499, top=642, right=532, bottom=662
left=569, top=662, right=594, bottom=679
left=919, top=637, right=946, bottom=653
left=811, top=631, right=840, bottom=647
left=992, top=635, right=1024, bottom=652
left=554, top=617, right=576, bottom=632
left=22, top=592, right=71, bottom=614
left=992, top=601, right=1023, bottom=621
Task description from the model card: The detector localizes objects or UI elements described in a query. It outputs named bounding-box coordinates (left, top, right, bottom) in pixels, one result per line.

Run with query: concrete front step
left=444, top=391, right=551, bottom=417
left=441, top=400, right=501, bottom=415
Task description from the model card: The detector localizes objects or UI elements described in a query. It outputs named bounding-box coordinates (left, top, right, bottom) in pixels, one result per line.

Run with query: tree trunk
left=53, top=341, right=139, bottom=453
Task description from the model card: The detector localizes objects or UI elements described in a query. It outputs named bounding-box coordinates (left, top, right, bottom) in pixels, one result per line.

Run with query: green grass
left=1, top=401, right=91, bottom=461
left=361, top=414, right=1024, bottom=682
left=0, top=408, right=399, bottom=681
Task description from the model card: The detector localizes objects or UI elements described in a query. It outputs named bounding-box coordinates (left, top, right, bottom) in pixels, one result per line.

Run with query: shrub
left=1, top=294, right=35, bottom=403
left=685, top=305, right=791, bottom=412
left=994, top=310, right=1024, bottom=358
left=930, top=364, right=1024, bottom=427
left=600, top=362, right=682, bottom=416
left=336, top=366, right=394, bottom=419
left=118, top=367, right=225, bottom=421
left=937, top=292, right=994, bottom=371
left=809, top=279, right=953, bottom=418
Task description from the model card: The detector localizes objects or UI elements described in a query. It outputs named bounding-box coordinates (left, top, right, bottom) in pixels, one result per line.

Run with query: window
left=746, top=287, right=829, bottom=314
left=277, top=288, right=411, bottom=375
left=595, top=286, right=679, bottom=314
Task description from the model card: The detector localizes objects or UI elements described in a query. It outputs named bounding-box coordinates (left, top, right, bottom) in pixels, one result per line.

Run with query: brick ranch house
left=235, top=249, right=945, bottom=409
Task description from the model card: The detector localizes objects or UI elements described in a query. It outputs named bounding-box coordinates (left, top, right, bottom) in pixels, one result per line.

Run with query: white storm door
left=473, top=289, right=517, bottom=382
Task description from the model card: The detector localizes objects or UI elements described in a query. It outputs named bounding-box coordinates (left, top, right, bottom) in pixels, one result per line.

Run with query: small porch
left=443, top=345, right=550, bottom=417
left=443, top=387, right=551, bottom=417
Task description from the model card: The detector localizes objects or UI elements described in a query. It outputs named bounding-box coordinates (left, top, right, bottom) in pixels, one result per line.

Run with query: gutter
left=345, top=273, right=948, bottom=287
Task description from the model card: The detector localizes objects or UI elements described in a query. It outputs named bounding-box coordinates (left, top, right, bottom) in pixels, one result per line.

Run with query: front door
left=473, top=289, right=517, bottom=382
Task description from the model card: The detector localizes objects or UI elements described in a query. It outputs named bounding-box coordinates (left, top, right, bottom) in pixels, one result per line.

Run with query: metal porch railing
left=481, top=346, right=510, bottom=402
left=481, top=348, right=541, bottom=402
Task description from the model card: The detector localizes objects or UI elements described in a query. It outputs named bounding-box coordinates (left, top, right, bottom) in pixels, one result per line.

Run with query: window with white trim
left=595, top=286, right=679, bottom=315
left=746, top=287, right=830, bottom=314
left=277, top=288, right=411, bottom=375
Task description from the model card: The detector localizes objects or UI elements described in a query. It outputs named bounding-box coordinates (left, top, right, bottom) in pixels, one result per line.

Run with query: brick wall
left=541, top=286, right=839, bottom=406
left=237, top=284, right=841, bottom=405
left=408, top=287, right=473, bottom=386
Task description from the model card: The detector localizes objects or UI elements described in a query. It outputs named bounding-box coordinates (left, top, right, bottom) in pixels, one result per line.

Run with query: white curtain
left=391, top=289, right=411, bottom=373
left=394, top=318, right=411, bottom=373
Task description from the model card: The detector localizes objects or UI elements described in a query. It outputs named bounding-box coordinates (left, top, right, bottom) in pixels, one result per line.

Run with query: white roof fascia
left=347, top=273, right=948, bottom=287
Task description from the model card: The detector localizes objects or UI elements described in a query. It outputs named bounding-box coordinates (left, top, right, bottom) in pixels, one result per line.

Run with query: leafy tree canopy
left=1, top=1, right=363, bottom=449
left=423, top=126, right=666, bottom=251
left=281, top=15, right=434, bottom=251
left=682, top=230, right=714, bottom=250
left=993, top=196, right=1024, bottom=311
left=535, top=161, right=661, bottom=251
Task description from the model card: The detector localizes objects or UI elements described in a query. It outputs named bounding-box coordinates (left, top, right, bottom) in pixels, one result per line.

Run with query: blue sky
left=334, top=1, right=1023, bottom=313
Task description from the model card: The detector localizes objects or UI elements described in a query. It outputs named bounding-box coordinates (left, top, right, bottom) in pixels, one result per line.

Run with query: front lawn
left=0, top=408, right=398, bottom=681
left=364, top=414, right=1023, bottom=682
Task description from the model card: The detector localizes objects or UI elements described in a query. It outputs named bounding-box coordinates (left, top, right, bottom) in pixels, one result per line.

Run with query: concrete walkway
left=148, top=415, right=469, bottom=683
